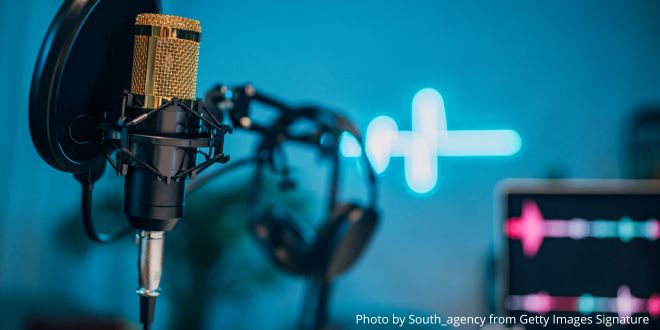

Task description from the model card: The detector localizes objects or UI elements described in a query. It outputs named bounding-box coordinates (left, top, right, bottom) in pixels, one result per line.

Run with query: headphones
left=247, top=106, right=379, bottom=280
left=203, top=85, right=380, bottom=329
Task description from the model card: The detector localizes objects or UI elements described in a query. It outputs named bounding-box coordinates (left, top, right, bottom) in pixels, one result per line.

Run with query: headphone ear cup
left=249, top=206, right=314, bottom=275
left=314, top=203, right=379, bottom=279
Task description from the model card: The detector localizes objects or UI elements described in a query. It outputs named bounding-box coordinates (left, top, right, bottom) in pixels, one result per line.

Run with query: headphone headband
left=248, top=106, right=377, bottom=214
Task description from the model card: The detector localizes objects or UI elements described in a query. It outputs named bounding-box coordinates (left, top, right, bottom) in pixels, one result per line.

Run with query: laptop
left=497, top=180, right=660, bottom=329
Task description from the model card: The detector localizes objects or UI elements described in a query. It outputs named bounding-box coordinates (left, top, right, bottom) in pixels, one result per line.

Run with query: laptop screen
left=501, top=181, right=660, bottom=329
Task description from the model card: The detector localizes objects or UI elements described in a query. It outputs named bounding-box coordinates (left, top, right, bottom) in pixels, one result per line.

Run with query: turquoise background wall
left=1, top=0, right=660, bottom=329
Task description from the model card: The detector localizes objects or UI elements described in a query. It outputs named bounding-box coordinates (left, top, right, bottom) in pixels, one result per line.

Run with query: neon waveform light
left=505, top=200, right=660, bottom=257
left=341, top=88, right=521, bottom=194
left=507, top=286, right=660, bottom=318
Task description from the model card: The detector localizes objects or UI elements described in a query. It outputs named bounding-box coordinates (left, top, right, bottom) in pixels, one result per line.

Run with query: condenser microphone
left=124, top=13, right=203, bottom=330
left=126, top=13, right=201, bottom=231
left=92, top=13, right=230, bottom=330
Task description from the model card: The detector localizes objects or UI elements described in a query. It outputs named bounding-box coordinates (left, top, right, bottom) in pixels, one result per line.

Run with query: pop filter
left=30, top=0, right=161, bottom=173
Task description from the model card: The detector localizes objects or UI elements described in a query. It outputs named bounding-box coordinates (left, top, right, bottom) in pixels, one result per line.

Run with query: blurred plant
left=56, top=169, right=312, bottom=330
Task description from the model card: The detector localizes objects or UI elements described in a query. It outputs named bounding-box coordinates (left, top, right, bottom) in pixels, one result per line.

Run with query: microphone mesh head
left=130, top=13, right=201, bottom=108
left=134, top=13, right=201, bottom=32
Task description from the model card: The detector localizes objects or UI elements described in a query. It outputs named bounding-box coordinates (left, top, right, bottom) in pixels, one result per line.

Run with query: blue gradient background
left=1, top=0, right=660, bottom=329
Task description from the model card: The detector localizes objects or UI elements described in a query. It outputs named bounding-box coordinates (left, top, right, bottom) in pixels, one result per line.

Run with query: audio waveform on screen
left=507, top=286, right=660, bottom=318
left=504, top=200, right=659, bottom=257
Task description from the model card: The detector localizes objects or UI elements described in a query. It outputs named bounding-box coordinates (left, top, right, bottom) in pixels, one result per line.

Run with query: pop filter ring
left=29, top=0, right=161, bottom=173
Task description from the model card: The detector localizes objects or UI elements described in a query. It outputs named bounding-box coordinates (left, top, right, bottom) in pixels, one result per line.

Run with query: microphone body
left=123, top=100, right=198, bottom=231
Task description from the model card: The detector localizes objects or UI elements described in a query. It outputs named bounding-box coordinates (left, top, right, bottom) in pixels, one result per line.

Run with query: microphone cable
left=140, top=295, right=156, bottom=330
left=74, top=166, right=133, bottom=243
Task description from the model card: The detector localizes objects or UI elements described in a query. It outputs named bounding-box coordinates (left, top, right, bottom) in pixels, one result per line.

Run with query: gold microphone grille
left=130, top=13, right=201, bottom=109
left=135, top=13, right=202, bottom=32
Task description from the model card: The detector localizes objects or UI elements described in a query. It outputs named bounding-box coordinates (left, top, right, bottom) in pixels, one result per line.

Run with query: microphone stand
left=301, top=267, right=332, bottom=330
left=299, top=132, right=341, bottom=330
left=204, top=84, right=344, bottom=330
